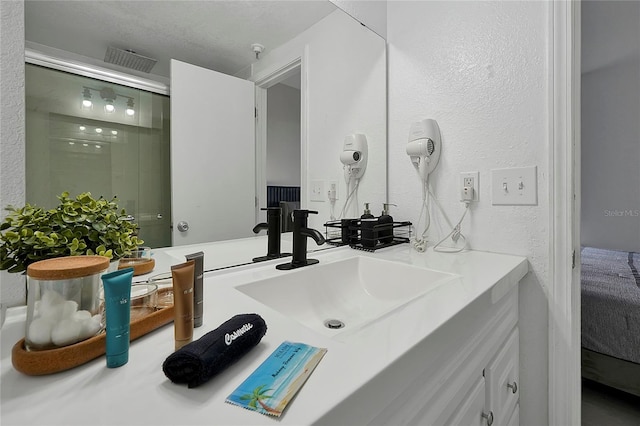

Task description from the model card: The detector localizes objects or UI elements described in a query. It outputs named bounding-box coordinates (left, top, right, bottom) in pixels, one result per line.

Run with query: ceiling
left=25, top=0, right=337, bottom=79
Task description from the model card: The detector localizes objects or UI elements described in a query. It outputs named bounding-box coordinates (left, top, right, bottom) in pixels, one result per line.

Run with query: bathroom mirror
left=22, top=1, right=386, bottom=266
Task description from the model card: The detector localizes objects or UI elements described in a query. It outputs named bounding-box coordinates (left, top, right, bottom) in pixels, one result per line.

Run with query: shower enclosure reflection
left=25, top=64, right=172, bottom=248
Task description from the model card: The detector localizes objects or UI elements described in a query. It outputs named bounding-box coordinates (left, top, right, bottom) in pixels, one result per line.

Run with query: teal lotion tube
left=102, top=268, right=134, bottom=368
left=185, top=252, right=204, bottom=328
left=172, top=260, right=195, bottom=350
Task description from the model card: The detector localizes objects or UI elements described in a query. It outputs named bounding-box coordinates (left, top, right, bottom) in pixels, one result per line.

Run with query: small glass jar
left=147, top=272, right=174, bottom=309
left=26, top=256, right=110, bottom=350
left=129, top=283, right=159, bottom=322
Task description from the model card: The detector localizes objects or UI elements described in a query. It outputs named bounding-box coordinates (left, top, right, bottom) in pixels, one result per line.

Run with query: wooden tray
left=118, top=257, right=155, bottom=276
left=12, top=290, right=174, bottom=376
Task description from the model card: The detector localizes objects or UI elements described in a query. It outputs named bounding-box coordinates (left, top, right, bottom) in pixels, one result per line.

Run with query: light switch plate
left=491, top=166, right=537, bottom=205
left=310, top=180, right=325, bottom=202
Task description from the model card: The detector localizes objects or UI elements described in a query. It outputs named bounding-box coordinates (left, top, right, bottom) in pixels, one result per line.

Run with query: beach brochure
left=226, top=341, right=327, bottom=417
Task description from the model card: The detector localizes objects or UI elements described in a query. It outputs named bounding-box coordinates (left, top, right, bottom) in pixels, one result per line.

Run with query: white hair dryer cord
left=412, top=178, right=431, bottom=252
left=338, top=178, right=360, bottom=220
left=433, top=201, right=470, bottom=253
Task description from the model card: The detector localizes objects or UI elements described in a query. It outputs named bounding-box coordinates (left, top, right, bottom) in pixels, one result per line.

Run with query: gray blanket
left=581, top=247, right=640, bottom=364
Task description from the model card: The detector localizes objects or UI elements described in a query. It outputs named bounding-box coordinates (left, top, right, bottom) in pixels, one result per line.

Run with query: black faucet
left=276, top=209, right=326, bottom=270
left=252, top=208, right=291, bottom=262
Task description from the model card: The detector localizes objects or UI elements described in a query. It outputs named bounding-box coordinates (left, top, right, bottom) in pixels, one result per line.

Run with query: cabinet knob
left=481, top=410, right=494, bottom=426
left=507, top=381, right=518, bottom=394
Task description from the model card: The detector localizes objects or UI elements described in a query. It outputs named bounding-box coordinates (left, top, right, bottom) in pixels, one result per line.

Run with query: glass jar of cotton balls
left=25, top=256, right=109, bottom=350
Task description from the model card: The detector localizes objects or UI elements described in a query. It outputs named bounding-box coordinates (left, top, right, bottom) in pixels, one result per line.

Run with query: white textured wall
left=331, top=0, right=387, bottom=39
left=0, top=0, right=27, bottom=307
left=581, top=1, right=640, bottom=252
left=387, top=2, right=549, bottom=424
left=267, top=84, right=301, bottom=187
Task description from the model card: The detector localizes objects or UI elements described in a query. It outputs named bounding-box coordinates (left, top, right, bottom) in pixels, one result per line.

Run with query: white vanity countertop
left=0, top=244, right=528, bottom=426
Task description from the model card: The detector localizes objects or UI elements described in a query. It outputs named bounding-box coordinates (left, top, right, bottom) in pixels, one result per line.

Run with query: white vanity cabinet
left=485, top=329, right=520, bottom=425
left=443, top=329, right=520, bottom=426
left=446, top=376, right=487, bottom=426
left=319, top=283, right=521, bottom=426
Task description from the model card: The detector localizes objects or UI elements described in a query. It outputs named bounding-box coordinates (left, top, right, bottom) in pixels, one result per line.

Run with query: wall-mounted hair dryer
left=406, top=119, right=441, bottom=181
left=341, top=134, right=368, bottom=183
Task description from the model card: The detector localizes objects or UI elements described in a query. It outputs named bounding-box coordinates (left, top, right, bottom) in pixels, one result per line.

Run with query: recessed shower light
left=95, top=128, right=103, bottom=134
left=83, top=143, right=89, bottom=147
left=126, top=98, right=135, bottom=116
left=95, top=145, right=102, bottom=149
left=79, top=126, right=86, bottom=131
left=68, top=142, right=75, bottom=145
left=111, top=130, right=118, bottom=135
left=82, top=87, right=92, bottom=109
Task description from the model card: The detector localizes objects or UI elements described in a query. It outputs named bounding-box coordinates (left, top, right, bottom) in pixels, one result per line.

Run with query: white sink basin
left=235, top=256, right=459, bottom=338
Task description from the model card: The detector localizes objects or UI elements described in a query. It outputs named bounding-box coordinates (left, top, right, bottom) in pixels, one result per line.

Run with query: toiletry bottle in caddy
left=360, top=203, right=377, bottom=248
left=378, top=203, right=396, bottom=244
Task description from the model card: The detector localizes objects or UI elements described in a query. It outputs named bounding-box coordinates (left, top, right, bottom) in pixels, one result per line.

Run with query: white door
left=171, top=59, right=255, bottom=246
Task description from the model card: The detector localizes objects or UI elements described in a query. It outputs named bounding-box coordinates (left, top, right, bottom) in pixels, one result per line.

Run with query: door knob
left=507, top=381, right=518, bottom=394
left=156, top=214, right=163, bottom=220
left=177, top=221, right=189, bottom=232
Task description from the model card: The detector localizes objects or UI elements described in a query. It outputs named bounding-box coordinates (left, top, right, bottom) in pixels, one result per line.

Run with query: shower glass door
left=25, top=64, right=172, bottom=248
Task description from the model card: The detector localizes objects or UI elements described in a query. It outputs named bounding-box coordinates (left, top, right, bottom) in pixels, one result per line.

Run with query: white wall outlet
left=460, top=171, right=479, bottom=202
left=310, top=180, right=325, bottom=202
left=328, top=180, right=339, bottom=201
left=491, top=166, right=538, bottom=205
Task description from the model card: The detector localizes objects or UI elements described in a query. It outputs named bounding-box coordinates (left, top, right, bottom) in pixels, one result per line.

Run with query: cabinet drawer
left=486, top=328, right=519, bottom=425
left=507, top=404, right=519, bottom=426
left=446, top=377, right=487, bottom=426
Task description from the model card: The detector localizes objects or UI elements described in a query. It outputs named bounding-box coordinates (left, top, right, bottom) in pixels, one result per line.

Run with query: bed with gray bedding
left=581, top=246, right=640, bottom=396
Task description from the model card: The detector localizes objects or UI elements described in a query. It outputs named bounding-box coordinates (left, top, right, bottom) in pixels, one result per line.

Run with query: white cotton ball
left=40, top=303, right=65, bottom=322
left=79, top=317, right=102, bottom=339
left=92, top=314, right=103, bottom=327
left=41, top=290, right=64, bottom=308
left=39, top=290, right=66, bottom=321
left=51, top=318, right=82, bottom=346
left=28, top=318, right=54, bottom=347
left=61, top=300, right=79, bottom=319
left=73, top=310, right=92, bottom=321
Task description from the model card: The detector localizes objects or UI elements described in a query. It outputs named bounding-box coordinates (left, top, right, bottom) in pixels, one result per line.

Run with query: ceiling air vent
left=104, top=46, right=157, bottom=73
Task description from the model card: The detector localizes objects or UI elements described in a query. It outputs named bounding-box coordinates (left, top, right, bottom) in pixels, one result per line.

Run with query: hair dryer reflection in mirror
left=339, top=134, right=368, bottom=218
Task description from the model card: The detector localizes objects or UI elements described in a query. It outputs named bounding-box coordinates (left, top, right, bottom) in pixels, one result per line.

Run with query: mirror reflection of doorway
left=265, top=70, right=301, bottom=232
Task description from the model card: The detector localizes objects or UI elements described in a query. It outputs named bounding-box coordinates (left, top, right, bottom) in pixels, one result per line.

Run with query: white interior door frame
left=549, top=0, right=581, bottom=424
left=253, top=47, right=309, bottom=224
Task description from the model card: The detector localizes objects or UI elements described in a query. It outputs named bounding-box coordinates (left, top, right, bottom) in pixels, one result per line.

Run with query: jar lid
left=27, top=256, right=110, bottom=280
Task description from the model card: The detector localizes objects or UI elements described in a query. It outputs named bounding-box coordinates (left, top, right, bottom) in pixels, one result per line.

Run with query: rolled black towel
left=162, top=313, right=267, bottom=388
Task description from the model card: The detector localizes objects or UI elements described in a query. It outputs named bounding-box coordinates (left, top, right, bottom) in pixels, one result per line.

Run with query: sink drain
left=324, top=319, right=345, bottom=329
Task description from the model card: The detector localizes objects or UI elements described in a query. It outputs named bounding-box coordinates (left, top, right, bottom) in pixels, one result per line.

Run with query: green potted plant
left=0, top=191, right=144, bottom=273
